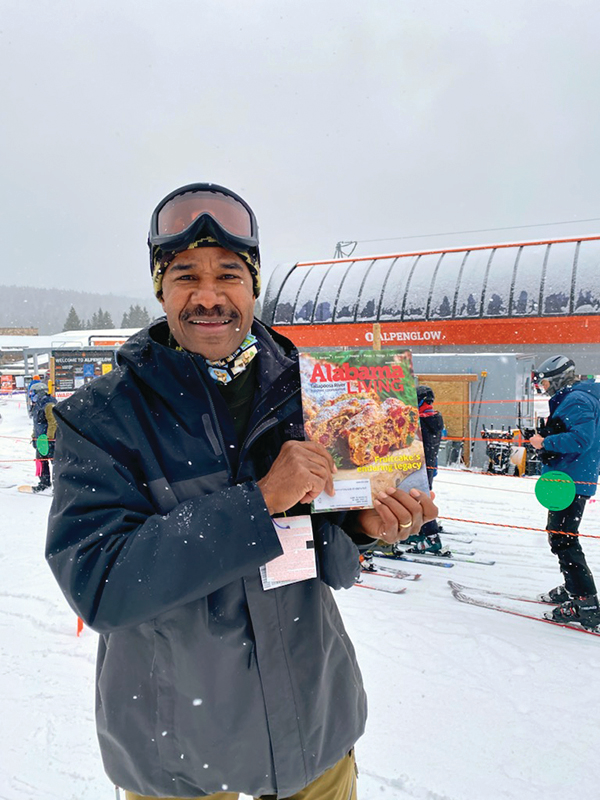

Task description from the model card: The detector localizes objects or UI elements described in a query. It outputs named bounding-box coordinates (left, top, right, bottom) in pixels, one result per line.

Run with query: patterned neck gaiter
left=203, top=332, right=259, bottom=384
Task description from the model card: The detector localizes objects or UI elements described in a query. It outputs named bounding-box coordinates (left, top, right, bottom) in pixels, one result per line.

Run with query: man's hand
left=257, top=440, right=337, bottom=515
left=528, top=434, right=544, bottom=450
left=354, top=487, right=438, bottom=544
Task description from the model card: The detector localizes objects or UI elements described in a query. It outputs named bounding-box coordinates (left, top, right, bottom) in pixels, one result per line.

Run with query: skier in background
left=401, top=385, right=445, bottom=554
left=529, top=355, right=600, bottom=629
left=362, top=384, right=445, bottom=569
left=30, top=383, right=56, bottom=493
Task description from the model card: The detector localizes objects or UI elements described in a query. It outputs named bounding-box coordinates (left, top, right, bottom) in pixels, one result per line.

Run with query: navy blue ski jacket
left=541, top=380, right=600, bottom=497
left=45, top=318, right=367, bottom=799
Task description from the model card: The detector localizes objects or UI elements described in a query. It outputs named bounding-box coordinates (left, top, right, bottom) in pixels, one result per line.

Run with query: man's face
left=160, top=247, right=256, bottom=360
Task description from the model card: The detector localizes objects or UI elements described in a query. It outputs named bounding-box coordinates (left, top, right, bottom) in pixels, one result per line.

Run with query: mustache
left=181, top=305, right=240, bottom=321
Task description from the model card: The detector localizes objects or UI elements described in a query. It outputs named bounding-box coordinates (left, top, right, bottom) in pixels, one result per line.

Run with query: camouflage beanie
left=152, top=236, right=260, bottom=299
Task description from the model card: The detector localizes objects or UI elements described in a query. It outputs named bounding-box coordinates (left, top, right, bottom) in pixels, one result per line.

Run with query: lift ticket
left=260, top=515, right=317, bottom=590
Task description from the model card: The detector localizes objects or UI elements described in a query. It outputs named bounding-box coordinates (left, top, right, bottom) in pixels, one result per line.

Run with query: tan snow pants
left=125, top=750, right=358, bottom=800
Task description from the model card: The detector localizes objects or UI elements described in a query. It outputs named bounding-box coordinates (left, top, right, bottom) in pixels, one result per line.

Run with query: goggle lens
left=156, top=190, right=253, bottom=238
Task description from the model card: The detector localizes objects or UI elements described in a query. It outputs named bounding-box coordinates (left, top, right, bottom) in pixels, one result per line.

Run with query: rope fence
left=2, top=396, right=598, bottom=542
left=439, top=515, right=600, bottom=541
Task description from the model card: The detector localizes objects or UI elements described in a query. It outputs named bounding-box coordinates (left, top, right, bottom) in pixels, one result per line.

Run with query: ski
left=374, top=550, right=455, bottom=568
left=439, top=534, right=473, bottom=544
left=361, top=564, right=422, bottom=581
left=431, top=546, right=477, bottom=556
left=377, top=548, right=494, bottom=567
left=447, top=584, right=554, bottom=606
left=439, top=528, right=477, bottom=538
left=392, top=543, right=477, bottom=557
left=448, top=581, right=600, bottom=637
left=354, top=581, right=407, bottom=595
left=17, top=485, right=52, bottom=495
left=424, top=552, right=494, bottom=566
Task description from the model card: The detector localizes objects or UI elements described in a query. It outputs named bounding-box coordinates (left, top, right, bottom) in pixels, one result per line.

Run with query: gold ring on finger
left=399, top=521, right=412, bottom=528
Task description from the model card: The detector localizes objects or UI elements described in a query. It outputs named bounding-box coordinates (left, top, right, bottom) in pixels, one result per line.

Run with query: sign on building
left=51, top=349, right=116, bottom=400
left=0, top=375, right=15, bottom=393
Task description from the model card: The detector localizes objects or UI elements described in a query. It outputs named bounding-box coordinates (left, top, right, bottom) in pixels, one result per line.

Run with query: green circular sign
left=37, top=434, right=49, bottom=457
left=535, top=471, right=576, bottom=511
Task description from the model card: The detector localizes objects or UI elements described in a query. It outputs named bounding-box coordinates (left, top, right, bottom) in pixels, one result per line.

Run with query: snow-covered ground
left=1, top=392, right=599, bottom=800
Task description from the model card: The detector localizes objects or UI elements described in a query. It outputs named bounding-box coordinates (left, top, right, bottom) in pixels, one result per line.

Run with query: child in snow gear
left=46, top=180, right=438, bottom=800
left=26, top=375, right=43, bottom=417
left=529, top=355, right=600, bottom=628
left=30, top=383, right=56, bottom=493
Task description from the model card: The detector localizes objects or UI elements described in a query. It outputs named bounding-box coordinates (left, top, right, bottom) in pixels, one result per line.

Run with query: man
left=401, top=385, right=445, bottom=554
left=45, top=182, right=437, bottom=800
left=529, top=355, right=600, bottom=629
left=30, top=382, right=56, bottom=493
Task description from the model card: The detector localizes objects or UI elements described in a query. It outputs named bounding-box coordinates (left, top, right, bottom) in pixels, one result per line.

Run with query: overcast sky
left=1, top=0, right=600, bottom=307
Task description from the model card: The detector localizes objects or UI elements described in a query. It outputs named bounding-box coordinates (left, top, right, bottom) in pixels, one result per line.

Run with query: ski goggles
left=148, top=183, right=259, bottom=255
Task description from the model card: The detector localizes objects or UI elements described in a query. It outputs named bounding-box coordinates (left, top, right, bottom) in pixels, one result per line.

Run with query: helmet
left=417, top=385, right=435, bottom=405
left=533, top=355, right=576, bottom=396
left=30, top=382, right=48, bottom=397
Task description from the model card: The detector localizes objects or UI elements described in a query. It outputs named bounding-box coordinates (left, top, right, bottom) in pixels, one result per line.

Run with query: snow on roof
left=0, top=328, right=141, bottom=352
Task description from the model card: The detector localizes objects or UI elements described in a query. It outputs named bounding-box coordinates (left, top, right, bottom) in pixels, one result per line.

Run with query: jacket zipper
left=240, top=386, right=301, bottom=466
left=189, top=357, right=234, bottom=480
left=190, top=354, right=300, bottom=480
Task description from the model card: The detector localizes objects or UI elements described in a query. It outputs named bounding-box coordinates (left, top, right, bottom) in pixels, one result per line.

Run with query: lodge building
left=260, top=234, right=600, bottom=376
left=260, top=235, right=600, bottom=469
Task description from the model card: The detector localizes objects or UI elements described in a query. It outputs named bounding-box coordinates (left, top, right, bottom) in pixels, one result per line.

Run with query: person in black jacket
left=45, top=183, right=437, bottom=800
left=400, top=385, right=445, bottom=554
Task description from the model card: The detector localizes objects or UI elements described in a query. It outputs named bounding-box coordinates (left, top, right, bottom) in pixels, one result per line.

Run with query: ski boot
left=404, top=533, right=446, bottom=555
left=360, top=552, right=376, bottom=572
left=32, top=481, right=52, bottom=494
left=547, top=595, right=600, bottom=630
left=537, top=585, right=570, bottom=605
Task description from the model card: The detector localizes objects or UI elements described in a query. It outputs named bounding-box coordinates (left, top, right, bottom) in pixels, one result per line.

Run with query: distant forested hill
left=0, top=285, right=162, bottom=334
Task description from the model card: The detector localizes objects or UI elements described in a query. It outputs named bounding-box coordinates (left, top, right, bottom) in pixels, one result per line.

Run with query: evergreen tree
left=130, top=304, right=142, bottom=325
left=102, top=310, right=114, bottom=328
left=63, top=306, right=83, bottom=331
left=121, top=304, right=152, bottom=327
left=131, top=304, right=152, bottom=326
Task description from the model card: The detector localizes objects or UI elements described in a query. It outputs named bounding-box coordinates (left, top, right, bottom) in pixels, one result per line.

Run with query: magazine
left=298, top=348, right=430, bottom=512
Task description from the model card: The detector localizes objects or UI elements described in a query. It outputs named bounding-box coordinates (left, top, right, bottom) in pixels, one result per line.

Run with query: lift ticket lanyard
left=260, top=516, right=317, bottom=590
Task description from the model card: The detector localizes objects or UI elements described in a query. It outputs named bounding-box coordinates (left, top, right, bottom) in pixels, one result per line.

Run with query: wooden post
left=372, top=323, right=381, bottom=351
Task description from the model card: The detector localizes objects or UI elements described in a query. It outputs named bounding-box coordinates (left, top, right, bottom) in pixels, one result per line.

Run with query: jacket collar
left=117, top=317, right=299, bottom=407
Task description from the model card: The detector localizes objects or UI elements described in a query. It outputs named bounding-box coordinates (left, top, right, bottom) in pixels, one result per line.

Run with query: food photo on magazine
left=299, top=348, right=430, bottom=512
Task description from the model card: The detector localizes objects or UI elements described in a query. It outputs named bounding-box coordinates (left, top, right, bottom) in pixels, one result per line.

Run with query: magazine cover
left=299, top=348, right=430, bottom=512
